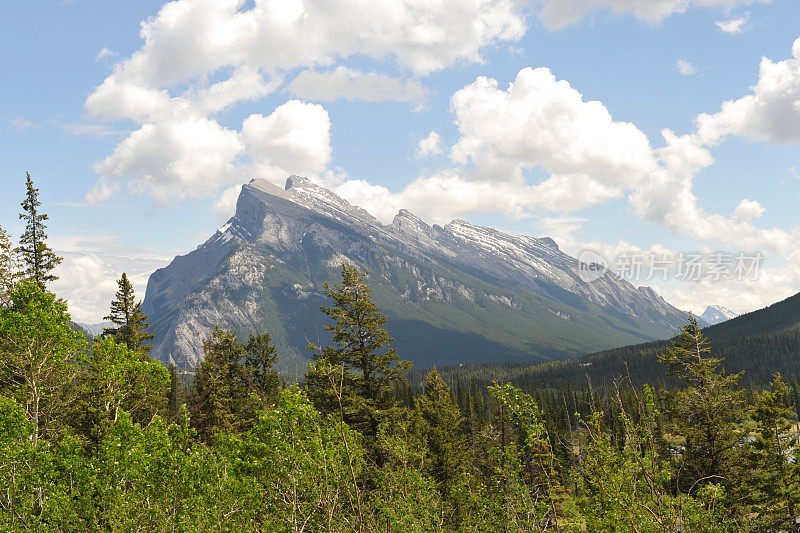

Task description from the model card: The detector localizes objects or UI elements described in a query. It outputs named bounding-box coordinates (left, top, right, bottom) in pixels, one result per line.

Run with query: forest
left=1, top=174, right=799, bottom=531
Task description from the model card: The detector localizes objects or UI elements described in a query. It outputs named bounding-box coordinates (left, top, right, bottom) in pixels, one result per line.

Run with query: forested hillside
left=433, top=289, right=800, bottom=392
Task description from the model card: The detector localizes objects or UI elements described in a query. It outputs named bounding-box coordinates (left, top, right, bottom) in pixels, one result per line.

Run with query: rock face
left=142, top=176, right=689, bottom=371
left=700, top=305, right=739, bottom=325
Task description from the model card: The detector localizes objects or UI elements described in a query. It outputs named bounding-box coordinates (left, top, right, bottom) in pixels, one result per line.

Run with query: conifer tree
left=414, top=369, right=467, bottom=525
left=190, top=327, right=280, bottom=440
left=0, top=224, right=22, bottom=308
left=103, top=272, right=153, bottom=354
left=306, top=264, right=411, bottom=439
left=17, top=172, right=62, bottom=288
left=742, top=374, right=800, bottom=532
left=166, top=363, right=186, bottom=421
left=657, top=316, right=744, bottom=492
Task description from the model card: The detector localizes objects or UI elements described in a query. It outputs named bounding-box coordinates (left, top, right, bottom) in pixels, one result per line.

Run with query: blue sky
left=2, top=0, right=800, bottom=322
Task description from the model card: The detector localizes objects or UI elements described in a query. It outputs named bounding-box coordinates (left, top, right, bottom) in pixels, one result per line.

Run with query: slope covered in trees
left=435, top=289, right=800, bottom=392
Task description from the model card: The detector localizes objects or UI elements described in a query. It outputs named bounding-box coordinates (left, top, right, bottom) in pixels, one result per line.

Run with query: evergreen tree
left=16, top=172, right=62, bottom=288
left=103, top=272, right=154, bottom=354
left=414, top=369, right=467, bottom=524
left=306, top=265, right=411, bottom=439
left=166, top=363, right=186, bottom=421
left=657, top=316, right=744, bottom=492
left=742, top=374, right=800, bottom=532
left=190, top=327, right=280, bottom=440
left=0, top=224, right=21, bottom=308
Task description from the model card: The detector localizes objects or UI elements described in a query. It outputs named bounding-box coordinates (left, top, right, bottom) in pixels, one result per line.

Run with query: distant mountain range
left=141, top=175, right=692, bottom=371
left=700, top=305, right=738, bottom=325
left=464, top=288, right=800, bottom=388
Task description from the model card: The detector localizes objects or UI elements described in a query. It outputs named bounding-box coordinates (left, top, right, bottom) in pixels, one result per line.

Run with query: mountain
left=76, top=321, right=115, bottom=337
left=141, top=175, right=690, bottom=372
left=453, top=289, right=800, bottom=390
left=700, top=305, right=738, bottom=325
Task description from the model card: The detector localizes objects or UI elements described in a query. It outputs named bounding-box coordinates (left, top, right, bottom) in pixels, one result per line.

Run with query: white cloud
left=732, top=198, right=765, bottom=221
left=696, top=38, right=800, bottom=145
left=449, top=67, right=658, bottom=199
left=50, top=234, right=175, bottom=323
left=415, top=131, right=443, bottom=158
left=95, top=47, right=115, bottom=61
left=86, top=0, right=527, bottom=206
left=676, top=59, right=697, bottom=76
left=534, top=0, right=763, bottom=30
left=287, top=67, right=428, bottom=108
left=92, top=113, right=245, bottom=203
left=716, top=17, right=746, bottom=34
left=89, top=99, right=330, bottom=205
left=241, top=100, right=332, bottom=179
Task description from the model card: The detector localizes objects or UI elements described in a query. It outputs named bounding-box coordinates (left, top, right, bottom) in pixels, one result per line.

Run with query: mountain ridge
left=141, top=175, right=692, bottom=370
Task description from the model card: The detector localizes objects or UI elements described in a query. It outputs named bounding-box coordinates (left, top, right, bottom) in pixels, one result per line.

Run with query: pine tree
left=657, top=316, right=744, bottom=492
left=0, top=224, right=22, bottom=308
left=17, top=172, right=62, bottom=288
left=103, top=273, right=153, bottom=354
left=306, top=264, right=411, bottom=439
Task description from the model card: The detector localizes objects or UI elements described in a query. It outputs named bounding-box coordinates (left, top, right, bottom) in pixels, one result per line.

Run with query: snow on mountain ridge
left=701, top=305, right=739, bottom=325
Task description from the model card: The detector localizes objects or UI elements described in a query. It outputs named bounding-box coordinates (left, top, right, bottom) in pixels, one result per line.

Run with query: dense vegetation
left=1, top=174, right=799, bottom=531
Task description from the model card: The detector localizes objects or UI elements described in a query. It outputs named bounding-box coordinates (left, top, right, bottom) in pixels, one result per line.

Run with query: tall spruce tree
left=414, top=369, right=467, bottom=524
left=742, top=374, right=800, bottom=532
left=306, top=264, right=411, bottom=439
left=657, top=316, right=744, bottom=492
left=103, top=273, right=154, bottom=355
left=0, top=224, right=21, bottom=308
left=17, top=172, right=62, bottom=288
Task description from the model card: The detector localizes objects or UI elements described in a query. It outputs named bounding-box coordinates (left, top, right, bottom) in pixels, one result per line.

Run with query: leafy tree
left=103, top=272, right=154, bottom=354
left=0, top=280, right=86, bottom=445
left=657, top=317, right=744, bottom=492
left=0, top=225, right=22, bottom=308
left=741, top=374, right=800, bottom=532
left=306, top=265, right=411, bottom=439
left=79, top=338, right=169, bottom=444
left=16, top=172, right=62, bottom=288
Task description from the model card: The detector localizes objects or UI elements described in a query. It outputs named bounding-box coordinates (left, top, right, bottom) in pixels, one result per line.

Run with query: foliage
left=0, top=224, right=22, bottom=308
left=0, top=280, right=86, bottom=445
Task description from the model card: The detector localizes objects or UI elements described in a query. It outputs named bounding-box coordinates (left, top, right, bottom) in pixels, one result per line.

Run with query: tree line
left=1, top=173, right=799, bottom=531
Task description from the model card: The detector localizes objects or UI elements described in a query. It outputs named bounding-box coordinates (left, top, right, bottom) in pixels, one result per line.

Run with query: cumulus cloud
left=88, top=99, right=330, bottom=205
left=716, top=17, right=746, bottom=34
left=415, top=131, right=443, bottom=158
left=449, top=67, right=657, bottom=199
left=86, top=0, right=528, bottom=205
left=696, top=38, right=800, bottom=145
left=287, top=67, right=428, bottom=108
left=676, top=59, right=697, bottom=76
